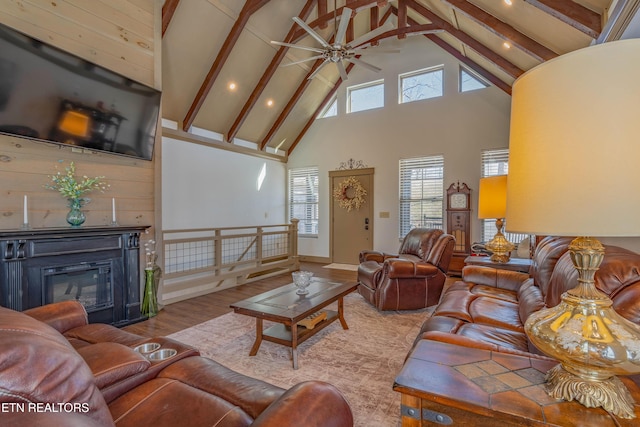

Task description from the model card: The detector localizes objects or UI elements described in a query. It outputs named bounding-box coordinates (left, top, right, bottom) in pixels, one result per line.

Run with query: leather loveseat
left=357, top=228, right=455, bottom=311
left=0, top=300, right=353, bottom=427
left=411, top=236, right=640, bottom=360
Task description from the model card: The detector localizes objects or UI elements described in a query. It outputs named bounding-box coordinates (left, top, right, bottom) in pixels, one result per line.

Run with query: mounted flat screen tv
left=0, top=22, right=160, bottom=160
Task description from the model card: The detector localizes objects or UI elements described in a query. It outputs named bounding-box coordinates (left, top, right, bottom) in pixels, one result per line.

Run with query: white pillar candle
left=112, top=198, right=116, bottom=223
left=23, top=195, right=28, bottom=225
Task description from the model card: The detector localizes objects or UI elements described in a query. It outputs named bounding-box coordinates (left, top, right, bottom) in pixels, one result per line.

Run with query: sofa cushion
left=468, top=297, right=522, bottom=332
left=545, top=245, right=640, bottom=316
left=455, top=323, right=529, bottom=352
left=109, top=378, right=254, bottom=427
left=77, top=342, right=151, bottom=389
left=398, top=228, right=443, bottom=260
left=530, top=236, right=573, bottom=298
left=0, top=307, right=114, bottom=427
left=517, top=279, right=545, bottom=325
left=64, top=323, right=147, bottom=347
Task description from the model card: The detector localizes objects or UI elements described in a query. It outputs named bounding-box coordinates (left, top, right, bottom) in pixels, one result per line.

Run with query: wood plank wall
left=0, top=0, right=160, bottom=235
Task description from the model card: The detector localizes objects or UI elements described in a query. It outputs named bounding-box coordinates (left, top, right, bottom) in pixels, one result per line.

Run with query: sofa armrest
left=461, top=265, right=530, bottom=292
left=251, top=381, right=353, bottom=427
left=384, top=259, right=439, bottom=279
left=23, top=300, right=88, bottom=334
left=359, top=250, right=397, bottom=263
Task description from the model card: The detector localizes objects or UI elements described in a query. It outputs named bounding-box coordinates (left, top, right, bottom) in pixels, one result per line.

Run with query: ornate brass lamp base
left=545, top=364, right=636, bottom=419
left=485, top=218, right=516, bottom=263
left=525, top=237, right=640, bottom=419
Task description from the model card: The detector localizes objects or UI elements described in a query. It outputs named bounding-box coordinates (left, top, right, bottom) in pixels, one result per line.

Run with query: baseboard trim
left=300, top=255, right=331, bottom=264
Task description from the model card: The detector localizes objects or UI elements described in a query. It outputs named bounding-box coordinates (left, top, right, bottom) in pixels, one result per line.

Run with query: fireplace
left=1, top=226, right=148, bottom=326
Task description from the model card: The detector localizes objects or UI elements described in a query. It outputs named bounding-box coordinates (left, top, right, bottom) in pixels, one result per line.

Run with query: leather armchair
left=357, top=228, right=455, bottom=310
left=1, top=301, right=354, bottom=427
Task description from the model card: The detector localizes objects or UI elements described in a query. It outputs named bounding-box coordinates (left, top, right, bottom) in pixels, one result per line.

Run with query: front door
left=330, top=168, right=374, bottom=264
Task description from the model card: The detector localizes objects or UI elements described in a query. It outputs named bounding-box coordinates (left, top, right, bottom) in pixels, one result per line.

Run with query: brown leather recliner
left=0, top=301, right=354, bottom=427
left=357, top=228, right=455, bottom=311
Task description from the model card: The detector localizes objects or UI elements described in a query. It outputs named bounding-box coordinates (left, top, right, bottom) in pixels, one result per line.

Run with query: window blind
left=399, top=155, right=444, bottom=238
left=288, top=167, right=319, bottom=236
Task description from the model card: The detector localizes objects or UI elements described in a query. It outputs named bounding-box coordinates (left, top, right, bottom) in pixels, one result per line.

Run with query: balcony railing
left=160, top=220, right=299, bottom=304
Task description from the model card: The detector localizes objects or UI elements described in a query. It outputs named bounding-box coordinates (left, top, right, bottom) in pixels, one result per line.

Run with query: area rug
left=168, top=293, right=432, bottom=427
left=322, top=263, right=359, bottom=271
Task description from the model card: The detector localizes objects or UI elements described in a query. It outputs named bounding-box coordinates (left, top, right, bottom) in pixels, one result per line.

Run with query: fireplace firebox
left=0, top=226, right=148, bottom=326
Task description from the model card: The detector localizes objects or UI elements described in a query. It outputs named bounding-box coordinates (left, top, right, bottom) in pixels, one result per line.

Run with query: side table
left=393, top=340, right=640, bottom=426
left=464, top=255, right=532, bottom=274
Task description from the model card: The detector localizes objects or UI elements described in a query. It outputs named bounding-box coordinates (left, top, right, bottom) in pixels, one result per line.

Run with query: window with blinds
left=288, top=167, right=319, bottom=236
left=399, top=155, right=444, bottom=238
left=480, top=149, right=527, bottom=245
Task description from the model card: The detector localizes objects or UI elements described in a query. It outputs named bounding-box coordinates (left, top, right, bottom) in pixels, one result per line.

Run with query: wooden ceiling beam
left=523, top=0, right=601, bottom=38
left=396, top=5, right=512, bottom=95
left=425, top=34, right=511, bottom=95
left=182, top=0, right=271, bottom=133
left=406, top=0, right=523, bottom=80
left=161, top=0, right=180, bottom=37
left=226, top=0, right=315, bottom=143
left=441, top=0, right=557, bottom=62
left=318, top=0, right=328, bottom=29
left=397, top=0, right=408, bottom=39
left=259, top=58, right=325, bottom=150
left=287, top=63, right=356, bottom=155
left=291, top=0, right=381, bottom=42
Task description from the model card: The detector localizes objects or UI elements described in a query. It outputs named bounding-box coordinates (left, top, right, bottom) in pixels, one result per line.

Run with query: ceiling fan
left=271, top=5, right=395, bottom=81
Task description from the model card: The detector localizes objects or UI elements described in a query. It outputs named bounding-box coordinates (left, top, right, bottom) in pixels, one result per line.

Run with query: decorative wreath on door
left=333, top=176, right=367, bottom=212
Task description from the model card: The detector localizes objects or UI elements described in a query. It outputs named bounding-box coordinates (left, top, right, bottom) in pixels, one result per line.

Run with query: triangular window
left=318, top=97, right=337, bottom=119
left=460, top=68, right=489, bottom=92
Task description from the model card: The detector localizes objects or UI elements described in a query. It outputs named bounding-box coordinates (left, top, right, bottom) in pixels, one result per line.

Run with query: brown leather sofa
left=0, top=301, right=353, bottom=427
left=411, top=236, right=640, bottom=360
left=357, top=228, right=455, bottom=311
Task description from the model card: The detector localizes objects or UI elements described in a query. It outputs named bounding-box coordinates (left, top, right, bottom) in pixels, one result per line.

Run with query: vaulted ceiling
left=161, top=0, right=620, bottom=156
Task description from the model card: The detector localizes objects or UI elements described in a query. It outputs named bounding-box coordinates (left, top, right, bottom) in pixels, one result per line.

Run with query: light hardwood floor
left=122, top=262, right=358, bottom=337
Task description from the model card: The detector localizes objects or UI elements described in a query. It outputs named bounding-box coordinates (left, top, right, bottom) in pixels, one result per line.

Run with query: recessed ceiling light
left=267, top=99, right=274, bottom=107
left=504, top=0, right=513, bottom=5
left=503, top=42, right=511, bottom=49
left=228, top=82, right=236, bottom=90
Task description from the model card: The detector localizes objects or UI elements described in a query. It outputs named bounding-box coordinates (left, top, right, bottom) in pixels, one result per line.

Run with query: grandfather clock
left=446, top=182, right=471, bottom=276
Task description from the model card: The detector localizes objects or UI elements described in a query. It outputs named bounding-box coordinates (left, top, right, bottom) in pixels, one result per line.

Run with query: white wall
left=288, top=36, right=512, bottom=258
left=161, top=137, right=286, bottom=229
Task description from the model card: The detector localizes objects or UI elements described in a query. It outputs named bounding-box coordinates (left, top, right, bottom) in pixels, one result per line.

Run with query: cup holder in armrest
left=147, top=348, right=178, bottom=361
left=133, top=342, right=161, bottom=354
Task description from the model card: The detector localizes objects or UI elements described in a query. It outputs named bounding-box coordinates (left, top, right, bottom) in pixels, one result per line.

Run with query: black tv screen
left=0, top=22, right=160, bottom=160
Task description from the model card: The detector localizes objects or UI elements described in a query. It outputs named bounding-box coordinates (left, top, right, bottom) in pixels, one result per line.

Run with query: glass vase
left=141, top=267, right=159, bottom=317
left=66, top=198, right=86, bottom=227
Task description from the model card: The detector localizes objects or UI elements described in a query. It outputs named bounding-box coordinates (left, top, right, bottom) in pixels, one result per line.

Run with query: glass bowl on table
left=292, top=271, right=313, bottom=295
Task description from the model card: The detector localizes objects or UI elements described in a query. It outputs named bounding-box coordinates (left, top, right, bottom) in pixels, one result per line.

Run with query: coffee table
left=230, top=278, right=357, bottom=369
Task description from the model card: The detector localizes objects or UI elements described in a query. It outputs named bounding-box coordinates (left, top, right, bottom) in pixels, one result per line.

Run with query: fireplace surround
left=0, top=225, right=149, bottom=326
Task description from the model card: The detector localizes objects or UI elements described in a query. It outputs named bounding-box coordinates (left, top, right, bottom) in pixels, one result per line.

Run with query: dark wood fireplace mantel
left=0, top=225, right=150, bottom=326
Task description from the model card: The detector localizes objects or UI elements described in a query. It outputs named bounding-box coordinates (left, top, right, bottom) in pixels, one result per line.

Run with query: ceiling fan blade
left=334, top=7, right=352, bottom=46
left=336, top=60, right=349, bottom=81
left=280, top=55, right=325, bottom=67
left=346, top=57, right=381, bottom=73
left=293, top=17, right=331, bottom=48
left=307, top=60, right=329, bottom=80
left=352, top=47, right=401, bottom=54
left=347, top=22, right=393, bottom=49
left=270, top=40, right=325, bottom=54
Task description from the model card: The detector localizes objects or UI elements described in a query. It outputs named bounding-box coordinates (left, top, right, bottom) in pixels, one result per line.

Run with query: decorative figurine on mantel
left=44, top=160, right=109, bottom=227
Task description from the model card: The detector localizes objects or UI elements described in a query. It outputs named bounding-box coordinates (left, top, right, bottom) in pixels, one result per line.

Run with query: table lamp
left=506, top=38, right=640, bottom=419
left=478, top=175, right=515, bottom=263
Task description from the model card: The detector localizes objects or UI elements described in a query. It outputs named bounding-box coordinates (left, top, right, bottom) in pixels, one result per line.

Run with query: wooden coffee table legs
left=249, top=318, right=263, bottom=357
left=248, top=297, right=350, bottom=369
